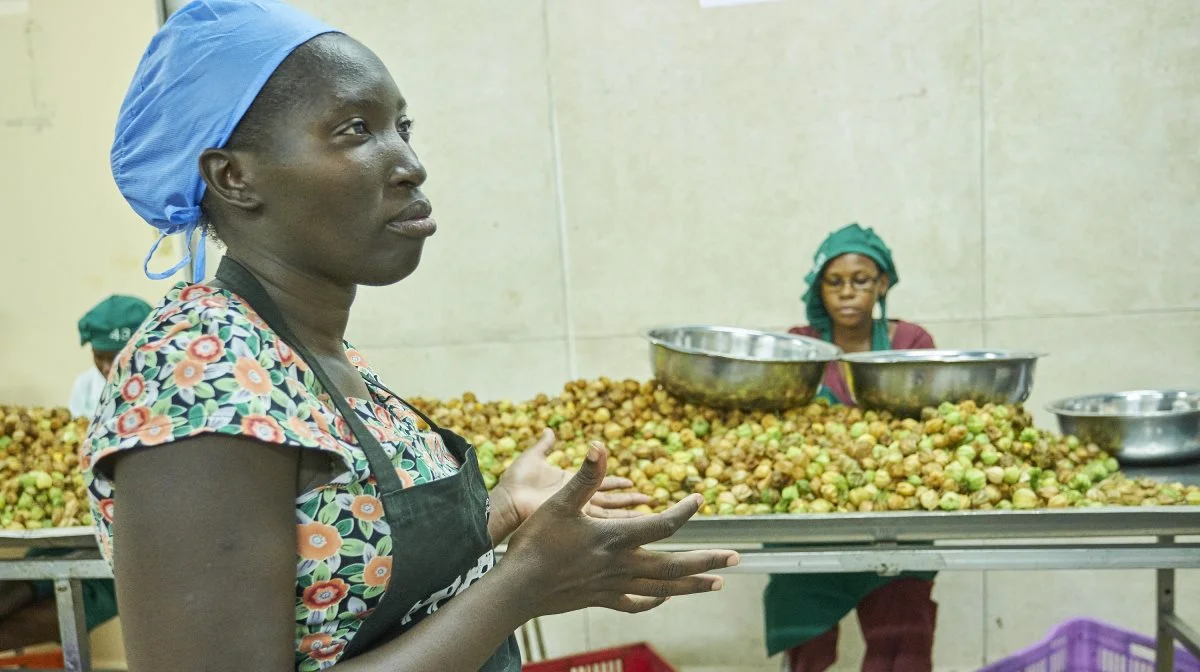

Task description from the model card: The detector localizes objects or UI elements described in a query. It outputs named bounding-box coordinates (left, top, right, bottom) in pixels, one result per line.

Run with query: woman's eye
left=342, top=120, right=370, bottom=136
left=397, top=118, right=415, bottom=141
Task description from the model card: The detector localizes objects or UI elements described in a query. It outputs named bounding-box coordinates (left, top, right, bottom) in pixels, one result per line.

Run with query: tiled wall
left=2, top=0, right=1197, bottom=669
left=0, top=1, right=162, bottom=410
left=310, top=0, right=1200, bottom=420
left=1, top=2, right=161, bottom=665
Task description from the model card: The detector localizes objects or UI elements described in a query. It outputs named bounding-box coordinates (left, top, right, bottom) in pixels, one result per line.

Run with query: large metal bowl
left=1047, top=390, right=1200, bottom=465
left=646, top=326, right=841, bottom=410
left=841, top=350, right=1042, bottom=417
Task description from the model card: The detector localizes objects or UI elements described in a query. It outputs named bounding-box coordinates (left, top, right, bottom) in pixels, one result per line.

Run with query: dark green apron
left=216, top=258, right=520, bottom=671
left=763, top=320, right=936, bottom=656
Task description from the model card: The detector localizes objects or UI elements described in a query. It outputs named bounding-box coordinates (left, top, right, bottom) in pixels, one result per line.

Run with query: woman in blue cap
left=87, top=2, right=737, bottom=671
left=69, top=295, right=152, bottom=418
left=766, top=224, right=938, bottom=672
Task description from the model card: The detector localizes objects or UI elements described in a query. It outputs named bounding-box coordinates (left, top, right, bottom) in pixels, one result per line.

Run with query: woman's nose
left=388, top=136, right=427, bottom=188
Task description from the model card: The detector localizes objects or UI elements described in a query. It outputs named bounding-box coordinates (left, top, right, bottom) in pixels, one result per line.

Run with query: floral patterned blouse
left=82, top=283, right=461, bottom=671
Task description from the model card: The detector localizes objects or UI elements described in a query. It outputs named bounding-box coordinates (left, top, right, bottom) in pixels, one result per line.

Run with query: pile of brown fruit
left=411, top=379, right=1200, bottom=515
left=0, top=406, right=90, bottom=530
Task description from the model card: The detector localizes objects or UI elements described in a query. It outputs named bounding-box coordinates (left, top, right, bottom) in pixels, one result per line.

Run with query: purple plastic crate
left=981, top=618, right=1200, bottom=672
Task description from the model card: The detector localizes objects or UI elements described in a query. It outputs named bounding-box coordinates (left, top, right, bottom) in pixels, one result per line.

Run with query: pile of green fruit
left=0, top=406, right=90, bottom=530
left=412, top=379, right=1200, bottom=515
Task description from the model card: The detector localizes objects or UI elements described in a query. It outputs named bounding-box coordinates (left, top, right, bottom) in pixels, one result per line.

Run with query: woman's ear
left=198, top=148, right=262, bottom=212
left=877, top=275, right=891, bottom=299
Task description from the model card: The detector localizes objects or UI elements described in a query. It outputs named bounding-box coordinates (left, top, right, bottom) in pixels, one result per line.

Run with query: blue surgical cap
left=111, top=0, right=339, bottom=283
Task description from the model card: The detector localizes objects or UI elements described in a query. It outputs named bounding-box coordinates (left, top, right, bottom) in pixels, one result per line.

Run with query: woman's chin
left=832, top=313, right=871, bottom=331
left=357, top=249, right=425, bottom=287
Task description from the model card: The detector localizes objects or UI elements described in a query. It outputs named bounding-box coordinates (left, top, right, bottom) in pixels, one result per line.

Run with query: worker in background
left=0, top=298, right=144, bottom=651
left=68, top=295, right=152, bottom=418
left=767, top=223, right=938, bottom=672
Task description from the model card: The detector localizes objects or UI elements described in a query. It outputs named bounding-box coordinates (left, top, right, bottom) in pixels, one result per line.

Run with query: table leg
left=53, top=578, right=90, bottom=672
left=1157, top=538, right=1175, bottom=672
left=519, top=623, right=533, bottom=663
left=532, top=617, right=546, bottom=661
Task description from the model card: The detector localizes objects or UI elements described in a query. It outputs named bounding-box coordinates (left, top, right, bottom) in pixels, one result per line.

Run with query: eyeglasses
left=821, top=275, right=880, bottom=293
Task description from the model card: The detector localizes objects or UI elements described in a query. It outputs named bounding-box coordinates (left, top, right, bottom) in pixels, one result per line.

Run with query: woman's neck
left=221, top=251, right=355, bottom=359
left=831, top=320, right=874, bottom=354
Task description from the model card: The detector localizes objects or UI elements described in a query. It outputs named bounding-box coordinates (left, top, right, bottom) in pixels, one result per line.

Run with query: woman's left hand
left=489, top=430, right=650, bottom=541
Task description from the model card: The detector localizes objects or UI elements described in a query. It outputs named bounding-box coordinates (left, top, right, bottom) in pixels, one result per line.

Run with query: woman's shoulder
left=105, top=282, right=288, bottom=389
left=137, top=282, right=272, bottom=340
left=788, top=325, right=821, bottom=338
left=84, top=282, right=336, bottom=465
left=119, top=282, right=291, bottom=375
left=889, top=320, right=936, bottom=349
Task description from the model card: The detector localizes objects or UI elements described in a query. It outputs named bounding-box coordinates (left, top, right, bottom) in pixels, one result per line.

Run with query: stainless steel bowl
left=646, top=326, right=841, bottom=410
left=1047, top=390, right=1200, bottom=465
left=841, top=350, right=1042, bottom=417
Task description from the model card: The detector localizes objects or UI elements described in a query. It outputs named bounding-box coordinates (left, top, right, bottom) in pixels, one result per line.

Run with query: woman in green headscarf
left=68, top=295, right=153, bottom=418
left=765, top=224, right=938, bottom=672
left=0, top=297, right=143, bottom=651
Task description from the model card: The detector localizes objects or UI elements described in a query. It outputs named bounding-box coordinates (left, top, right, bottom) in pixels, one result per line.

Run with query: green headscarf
left=801, top=223, right=899, bottom=350
left=78, top=295, right=152, bottom=352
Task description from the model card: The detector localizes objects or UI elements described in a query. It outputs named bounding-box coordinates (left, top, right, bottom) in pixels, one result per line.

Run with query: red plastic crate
left=522, top=643, right=676, bottom=672
left=981, top=617, right=1200, bottom=672
left=0, top=648, right=65, bottom=670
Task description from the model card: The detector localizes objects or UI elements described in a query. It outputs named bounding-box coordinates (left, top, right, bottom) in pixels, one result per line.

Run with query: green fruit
left=966, top=415, right=986, bottom=434
left=964, top=469, right=987, bottom=493
left=939, top=492, right=962, bottom=511
left=1013, top=489, right=1039, bottom=509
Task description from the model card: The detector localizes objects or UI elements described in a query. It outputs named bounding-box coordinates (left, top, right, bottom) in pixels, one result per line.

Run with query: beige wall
left=3, top=0, right=1199, bottom=670
left=2, top=0, right=160, bottom=666
left=0, top=0, right=161, bottom=407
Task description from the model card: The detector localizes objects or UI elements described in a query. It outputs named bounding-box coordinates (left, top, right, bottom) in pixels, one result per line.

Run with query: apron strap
left=361, top=377, right=442, bottom=434
left=214, top=257, right=407, bottom=494
left=360, top=377, right=470, bottom=463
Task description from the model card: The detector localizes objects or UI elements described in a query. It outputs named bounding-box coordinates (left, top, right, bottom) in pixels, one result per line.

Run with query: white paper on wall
left=699, top=0, right=781, bottom=7
left=0, top=0, right=29, bottom=16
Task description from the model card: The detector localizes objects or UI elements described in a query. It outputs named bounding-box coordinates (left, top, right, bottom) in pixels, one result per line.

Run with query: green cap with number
left=78, top=295, right=153, bottom=351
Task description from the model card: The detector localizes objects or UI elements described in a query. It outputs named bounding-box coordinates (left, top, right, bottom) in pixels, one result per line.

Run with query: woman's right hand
left=500, top=441, right=739, bottom=618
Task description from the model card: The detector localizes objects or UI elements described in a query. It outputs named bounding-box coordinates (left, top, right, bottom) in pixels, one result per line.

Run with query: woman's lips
left=386, top=216, right=437, bottom=239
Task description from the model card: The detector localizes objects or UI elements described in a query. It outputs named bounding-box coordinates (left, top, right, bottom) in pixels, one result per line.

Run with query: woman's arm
left=354, top=445, right=735, bottom=672
left=112, top=438, right=734, bottom=672
left=111, top=436, right=303, bottom=671
left=114, top=436, right=528, bottom=672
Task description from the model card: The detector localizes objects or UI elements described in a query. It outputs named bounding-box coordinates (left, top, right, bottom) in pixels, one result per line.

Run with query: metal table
left=672, top=507, right=1200, bottom=671
left=0, top=527, right=106, bottom=672
left=6, top=508, right=1200, bottom=672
